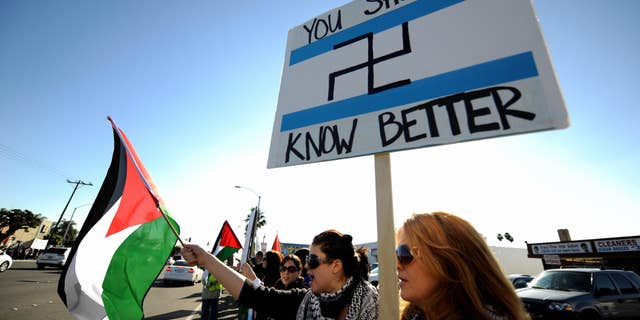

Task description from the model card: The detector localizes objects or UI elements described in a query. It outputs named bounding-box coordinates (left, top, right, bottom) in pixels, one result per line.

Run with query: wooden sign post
left=374, top=152, right=399, bottom=318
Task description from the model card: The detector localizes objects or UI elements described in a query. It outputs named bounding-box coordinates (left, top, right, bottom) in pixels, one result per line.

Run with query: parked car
left=508, top=274, right=534, bottom=289
left=36, top=247, right=71, bottom=269
left=0, top=250, right=13, bottom=272
left=369, top=266, right=379, bottom=287
left=163, top=260, right=203, bottom=285
left=517, top=268, right=640, bottom=319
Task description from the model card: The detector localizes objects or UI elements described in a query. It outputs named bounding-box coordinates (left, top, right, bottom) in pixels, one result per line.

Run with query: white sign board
left=30, top=238, right=48, bottom=250
left=543, top=254, right=561, bottom=265
left=532, top=242, right=592, bottom=255
left=268, top=0, right=568, bottom=168
left=595, top=238, right=640, bottom=253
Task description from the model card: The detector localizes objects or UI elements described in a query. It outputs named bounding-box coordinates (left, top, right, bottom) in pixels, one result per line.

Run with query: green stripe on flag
left=101, top=215, right=179, bottom=319
left=216, top=246, right=239, bottom=263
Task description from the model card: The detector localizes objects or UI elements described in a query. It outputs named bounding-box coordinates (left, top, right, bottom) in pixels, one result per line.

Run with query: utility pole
left=50, top=179, right=92, bottom=246
left=61, top=203, right=92, bottom=246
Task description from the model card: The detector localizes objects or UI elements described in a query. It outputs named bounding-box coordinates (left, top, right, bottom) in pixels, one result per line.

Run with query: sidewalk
left=216, top=292, right=241, bottom=319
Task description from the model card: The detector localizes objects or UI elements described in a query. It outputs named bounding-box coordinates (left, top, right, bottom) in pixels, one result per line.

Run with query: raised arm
left=181, top=244, right=246, bottom=298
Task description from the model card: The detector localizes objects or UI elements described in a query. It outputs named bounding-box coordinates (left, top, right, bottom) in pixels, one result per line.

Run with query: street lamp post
left=234, top=185, right=261, bottom=257
left=61, top=203, right=92, bottom=246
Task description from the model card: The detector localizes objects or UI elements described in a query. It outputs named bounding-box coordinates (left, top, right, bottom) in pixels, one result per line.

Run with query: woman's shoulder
left=360, top=279, right=379, bottom=296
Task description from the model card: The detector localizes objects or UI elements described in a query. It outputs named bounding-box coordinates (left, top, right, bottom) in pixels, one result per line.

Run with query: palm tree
left=244, top=206, right=266, bottom=234
left=244, top=206, right=266, bottom=256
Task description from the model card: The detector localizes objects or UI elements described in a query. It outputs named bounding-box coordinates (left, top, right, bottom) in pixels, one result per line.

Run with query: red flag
left=271, top=233, right=281, bottom=252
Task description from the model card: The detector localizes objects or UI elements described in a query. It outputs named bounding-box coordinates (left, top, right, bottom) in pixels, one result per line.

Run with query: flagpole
left=159, top=205, right=186, bottom=247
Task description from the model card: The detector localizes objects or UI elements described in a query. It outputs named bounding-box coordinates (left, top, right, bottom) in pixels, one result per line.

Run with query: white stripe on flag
left=64, top=199, right=140, bottom=319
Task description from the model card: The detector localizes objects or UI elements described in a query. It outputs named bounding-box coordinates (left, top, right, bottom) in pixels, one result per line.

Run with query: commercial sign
left=543, top=254, right=561, bottom=265
left=595, top=238, right=640, bottom=253
left=268, top=0, right=568, bottom=168
left=531, top=242, right=592, bottom=255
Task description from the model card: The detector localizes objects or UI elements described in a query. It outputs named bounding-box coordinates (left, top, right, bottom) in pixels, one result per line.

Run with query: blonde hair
left=398, top=212, right=528, bottom=320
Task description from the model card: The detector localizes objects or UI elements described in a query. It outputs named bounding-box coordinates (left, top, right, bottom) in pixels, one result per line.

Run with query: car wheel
left=0, top=261, right=8, bottom=272
left=37, top=264, right=45, bottom=270
left=578, top=310, right=601, bottom=320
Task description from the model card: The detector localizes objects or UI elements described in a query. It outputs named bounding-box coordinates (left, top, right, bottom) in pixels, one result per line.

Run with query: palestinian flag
left=212, top=221, right=242, bottom=262
left=58, top=117, right=180, bottom=320
left=271, top=233, right=281, bottom=252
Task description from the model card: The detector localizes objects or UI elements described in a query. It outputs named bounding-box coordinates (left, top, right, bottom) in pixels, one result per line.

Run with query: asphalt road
left=0, top=260, right=240, bottom=320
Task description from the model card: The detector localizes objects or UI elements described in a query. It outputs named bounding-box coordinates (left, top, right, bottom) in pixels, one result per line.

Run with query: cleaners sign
left=268, top=0, right=569, bottom=168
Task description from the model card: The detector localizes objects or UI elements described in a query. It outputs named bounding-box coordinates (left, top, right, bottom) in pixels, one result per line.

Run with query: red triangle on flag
left=105, top=128, right=162, bottom=237
left=272, top=234, right=281, bottom=252
left=218, top=221, right=242, bottom=249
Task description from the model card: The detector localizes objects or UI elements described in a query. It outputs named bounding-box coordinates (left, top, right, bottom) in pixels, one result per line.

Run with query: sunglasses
left=396, top=244, right=416, bottom=266
left=280, top=265, right=299, bottom=273
left=306, top=254, right=326, bottom=270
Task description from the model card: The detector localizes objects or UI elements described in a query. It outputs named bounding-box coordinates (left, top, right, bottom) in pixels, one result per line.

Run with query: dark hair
left=263, top=250, right=283, bottom=287
left=255, top=251, right=264, bottom=257
left=281, top=254, right=302, bottom=270
left=294, top=248, right=310, bottom=277
left=356, top=246, right=370, bottom=281
left=312, top=229, right=365, bottom=280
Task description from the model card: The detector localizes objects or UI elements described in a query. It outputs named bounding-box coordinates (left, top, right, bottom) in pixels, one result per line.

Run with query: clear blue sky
left=2, top=0, right=638, bottom=249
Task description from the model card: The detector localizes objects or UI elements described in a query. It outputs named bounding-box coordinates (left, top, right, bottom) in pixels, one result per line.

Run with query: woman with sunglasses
left=181, top=229, right=378, bottom=320
left=274, top=254, right=308, bottom=290
left=396, top=212, right=529, bottom=320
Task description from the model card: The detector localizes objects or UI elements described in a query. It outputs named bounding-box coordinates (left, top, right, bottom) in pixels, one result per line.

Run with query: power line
left=0, top=143, right=71, bottom=179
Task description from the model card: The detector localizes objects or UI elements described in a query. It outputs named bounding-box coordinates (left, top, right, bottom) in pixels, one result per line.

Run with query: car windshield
left=173, top=260, right=190, bottom=267
left=529, top=270, right=592, bottom=292
left=45, top=248, right=68, bottom=255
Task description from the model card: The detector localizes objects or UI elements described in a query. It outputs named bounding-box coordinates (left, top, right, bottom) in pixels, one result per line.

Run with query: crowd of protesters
left=1, top=243, right=43, bottom=260
left=187, top=211, right=530, bottom=320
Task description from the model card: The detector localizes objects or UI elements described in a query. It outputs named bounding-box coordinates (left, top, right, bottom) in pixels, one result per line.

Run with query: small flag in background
left=272, top=233, right=281, bottom=252
left=58, top=118, right=180, bottom=320
left=212, top=221, right=242, bottom=262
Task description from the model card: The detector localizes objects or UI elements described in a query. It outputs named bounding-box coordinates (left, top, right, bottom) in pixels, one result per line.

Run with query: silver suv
left=36, top=247, right=71, bottom=269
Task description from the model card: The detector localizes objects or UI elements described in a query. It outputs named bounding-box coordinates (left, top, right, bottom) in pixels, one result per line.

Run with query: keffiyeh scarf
left=296, top=277, right=378, bottom=320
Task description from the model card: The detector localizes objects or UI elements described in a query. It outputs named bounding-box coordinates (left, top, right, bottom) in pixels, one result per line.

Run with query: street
left=0, top=260, right=239, bottom=320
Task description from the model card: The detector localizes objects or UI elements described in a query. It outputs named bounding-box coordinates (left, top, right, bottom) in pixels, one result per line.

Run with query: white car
left=36, top=247, right=71, bottom=269
left=163, top=260, right=203, bottom=285
left=369, top=267, right=379, bottom=287
left=0, top=250, right=13, bottom=272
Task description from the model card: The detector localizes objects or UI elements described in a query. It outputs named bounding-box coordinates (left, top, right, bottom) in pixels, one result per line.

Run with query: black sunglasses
left=306, top=254, right=326, bottom=270
left=396, top=244, right=415, bottom=266
left=280, top=265, right=299, bottom=273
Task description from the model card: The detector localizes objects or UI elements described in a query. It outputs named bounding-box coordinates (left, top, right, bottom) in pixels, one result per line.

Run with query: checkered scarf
left=296, top=277, right=378, bottom=320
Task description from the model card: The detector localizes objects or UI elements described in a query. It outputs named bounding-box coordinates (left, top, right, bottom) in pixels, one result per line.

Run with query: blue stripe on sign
left=280, top=51, right=539, bottom=132
left=289, top=0, right=464, bottom=66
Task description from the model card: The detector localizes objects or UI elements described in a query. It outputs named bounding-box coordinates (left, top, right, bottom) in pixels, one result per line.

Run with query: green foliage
left=244, top=206, right=266, bottom=233
left=0, top=208, right=44, bottom=243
